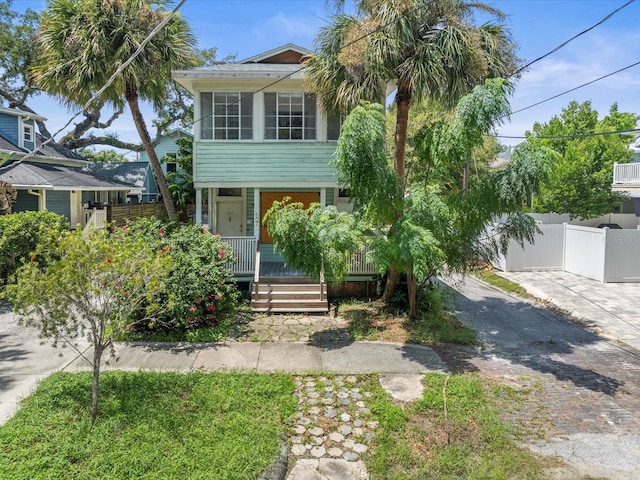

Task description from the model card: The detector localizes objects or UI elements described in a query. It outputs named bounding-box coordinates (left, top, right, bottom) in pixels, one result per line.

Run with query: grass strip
left=0, top=371, right=296, bottom=480
left=366, top=372, right=549, bottom=479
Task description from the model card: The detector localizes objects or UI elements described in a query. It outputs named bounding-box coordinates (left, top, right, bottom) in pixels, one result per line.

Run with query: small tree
left=3, top=227, right=171, bottom=422
left=264, top=199, right=364, bottom=282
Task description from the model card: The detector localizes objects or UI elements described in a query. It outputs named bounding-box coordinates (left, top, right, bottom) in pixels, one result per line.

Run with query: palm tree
left=32, top=0, right=197, bottom=219
left=305, top=0, right=518, bottom=299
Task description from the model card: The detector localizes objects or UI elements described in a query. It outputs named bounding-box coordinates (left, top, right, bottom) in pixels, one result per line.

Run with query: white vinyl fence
left=495, top=221, right=640, bottom=283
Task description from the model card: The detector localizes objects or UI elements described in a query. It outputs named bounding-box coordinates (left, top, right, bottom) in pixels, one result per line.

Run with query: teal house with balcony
left=172, top=44, right=373, bottom=311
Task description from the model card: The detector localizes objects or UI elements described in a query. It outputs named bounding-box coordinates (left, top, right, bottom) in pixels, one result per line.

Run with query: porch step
left=250, top=282, right=328, bottom=313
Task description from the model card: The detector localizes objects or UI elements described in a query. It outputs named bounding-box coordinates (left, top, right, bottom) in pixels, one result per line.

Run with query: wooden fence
left=107, top=203, right=168, bottom=226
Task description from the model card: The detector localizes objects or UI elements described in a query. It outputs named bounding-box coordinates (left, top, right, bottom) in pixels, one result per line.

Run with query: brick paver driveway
left=440, top=276, right=640, bottom=479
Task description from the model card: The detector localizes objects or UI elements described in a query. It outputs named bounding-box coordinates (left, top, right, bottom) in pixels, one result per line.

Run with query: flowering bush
left=0, top=211, right=69, bottom=286
left=123, top=218, right=239, bottom=331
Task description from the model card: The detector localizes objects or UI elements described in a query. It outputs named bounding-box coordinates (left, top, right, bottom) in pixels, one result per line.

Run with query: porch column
left=195, top=188, right=202, bottom=224
left=254, top=187, right=260, bottom=239
left=210, top=188, right=217, bottom=232
left=320, top=188, right=326, bottom=207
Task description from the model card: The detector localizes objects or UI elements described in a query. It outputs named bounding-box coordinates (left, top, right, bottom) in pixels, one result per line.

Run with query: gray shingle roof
left=82, top=162, right=150, bottom=188
left=0, top=161, right=137, bottom=190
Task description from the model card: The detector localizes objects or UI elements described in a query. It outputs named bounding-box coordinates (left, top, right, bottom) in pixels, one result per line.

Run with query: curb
left=256, top=433, right=288, bottom=480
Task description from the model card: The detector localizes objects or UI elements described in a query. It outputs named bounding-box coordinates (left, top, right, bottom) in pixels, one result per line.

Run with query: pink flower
left=215, top=295, right=222, bottom=301
left=122, top=225, right=129, bottom=231
left=159, top=228, right=166, bottom=236
left=218, top=249, right=225, bottom=259
left=214, top=233, right=221, bottom=239
left=189, top=306, right=198, bottom=312
left=106, top=257, right=111, bottom=263
left=168, top=246, right=173, bottom=251
left=30, top=255, right=36, bottom=262
left=123, top=291, right=129, bottom=297
left=206, top=305, right=216, bottom=312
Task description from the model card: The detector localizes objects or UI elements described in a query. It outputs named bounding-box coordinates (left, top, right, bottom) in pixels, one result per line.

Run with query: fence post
left=561, top=222, right=567, bottom=272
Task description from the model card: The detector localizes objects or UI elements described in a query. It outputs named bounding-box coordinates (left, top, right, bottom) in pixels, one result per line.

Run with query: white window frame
left=23, top=124, right=33, bottom=144
left=200, top=92, right=253, bottom=141
left=264, top=92, right=317, bottom=141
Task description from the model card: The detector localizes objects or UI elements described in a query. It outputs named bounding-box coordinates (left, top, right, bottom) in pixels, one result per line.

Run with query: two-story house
left=172, top=44, right=374, bottom=311
left=0, top=107, right=143, bottom=227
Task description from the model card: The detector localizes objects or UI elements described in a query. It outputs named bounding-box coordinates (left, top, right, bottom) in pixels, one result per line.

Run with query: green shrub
left=123, top=218, right=239, bottom=331
left=0, top=211, right=69, bottom=285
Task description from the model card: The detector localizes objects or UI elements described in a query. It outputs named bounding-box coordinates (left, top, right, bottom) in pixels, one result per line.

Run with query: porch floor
left=259, top=261, right=307, bottom=278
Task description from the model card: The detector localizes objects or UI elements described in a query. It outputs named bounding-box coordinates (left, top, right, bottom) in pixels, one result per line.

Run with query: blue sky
left=11, top=0, right=640, bottom=152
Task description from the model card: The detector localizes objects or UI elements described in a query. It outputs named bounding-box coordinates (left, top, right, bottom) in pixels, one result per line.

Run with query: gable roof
left=240, top=43, right=312, bottom=64
left=0, top=160, right=139, bottom=191
left=172, top=44, right=311, bottom=92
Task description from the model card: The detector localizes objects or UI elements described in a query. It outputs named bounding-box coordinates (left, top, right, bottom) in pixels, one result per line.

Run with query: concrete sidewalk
left=63, top=341, right=449, bottom=375
left=498, top=271, right=640, bottom=351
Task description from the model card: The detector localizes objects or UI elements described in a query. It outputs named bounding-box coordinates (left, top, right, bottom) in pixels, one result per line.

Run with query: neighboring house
left=173, top=44, right=373, bottom=311
left=0, top=107, right=142, bottom=227
left=612, top=134, right=640, bottom=214
left=138, top=128, right=192, bottom=175
left=83, top=161, right=160, bottom=203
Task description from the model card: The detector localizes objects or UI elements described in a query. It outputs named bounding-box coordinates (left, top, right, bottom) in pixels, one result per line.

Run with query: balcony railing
left=613, top=162, right=640, bottom=184
left=348, top=245, right=377, bottom=275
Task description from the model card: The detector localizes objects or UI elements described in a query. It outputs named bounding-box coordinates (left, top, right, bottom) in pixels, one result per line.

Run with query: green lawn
left=366, top=373, right=552, bottom=479
left=0, top=371, right=296, bottom=480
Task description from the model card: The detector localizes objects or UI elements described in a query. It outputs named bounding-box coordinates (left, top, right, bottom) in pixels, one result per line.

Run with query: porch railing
left=83, top=208, right=108, bottom=231
left=219, top=236, right=376, bottom=276
left=221, top=236, right=257, bottom=275
left=613, top=162, right=640, bottom=184
left=348, top=245, right=377, bottom=275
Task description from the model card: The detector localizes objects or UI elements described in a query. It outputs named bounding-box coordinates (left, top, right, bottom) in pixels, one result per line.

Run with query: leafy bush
left=0, top=211, right=69, bottom=285
left=123, top=218, right=239, bottom=331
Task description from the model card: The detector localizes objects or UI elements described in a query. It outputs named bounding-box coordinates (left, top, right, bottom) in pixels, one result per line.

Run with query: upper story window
left=200, top=92, right=253, bottom=140
left=23, top=124, right=34, bottom=143
left=265, top=92, right=316, bottom=140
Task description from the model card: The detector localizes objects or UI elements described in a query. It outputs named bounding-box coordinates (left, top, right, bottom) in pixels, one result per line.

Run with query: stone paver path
left=240, top=314, right=351, bottom=343
left=287, top=375, right=377, bottom=479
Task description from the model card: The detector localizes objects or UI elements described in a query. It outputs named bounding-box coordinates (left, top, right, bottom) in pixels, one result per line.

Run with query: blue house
left=0, top=107, right=141, bottom=227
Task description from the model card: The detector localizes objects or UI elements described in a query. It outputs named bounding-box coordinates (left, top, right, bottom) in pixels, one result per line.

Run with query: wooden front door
left=260, top=191, right=320, bottom=244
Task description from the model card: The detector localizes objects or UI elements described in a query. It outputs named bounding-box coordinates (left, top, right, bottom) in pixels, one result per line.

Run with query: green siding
left=260, top=243, right=285, bottom=263
left=326, top=188, right=334, bottom=206
left=195, top=143, right=337, bottom=183
left=12, top=190, right=39, bottom=212
left=246, top=188, right=254, bottom=237
left=46, top=191, right=70, bottom=220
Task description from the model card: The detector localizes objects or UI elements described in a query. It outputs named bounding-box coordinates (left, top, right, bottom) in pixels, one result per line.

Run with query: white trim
left=195, top=188, right=202, bottom=224
left=240, top=43, right=312, bottom=63
left=253, top=187, right=260, bottom=240
left=195, top=181, right=337, bottom=189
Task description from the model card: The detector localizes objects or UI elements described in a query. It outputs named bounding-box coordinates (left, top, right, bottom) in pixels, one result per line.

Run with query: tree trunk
left=394, top=83, right=412, bottom=190
left=407, top=266, right=417, bottom=319
left=125, top=85, right=177, bottom=219
left=91, top=344, right=103, bottom=424
left=380, top=84, right=414, bottom=302
left=382, top=268, right=400, bottom=302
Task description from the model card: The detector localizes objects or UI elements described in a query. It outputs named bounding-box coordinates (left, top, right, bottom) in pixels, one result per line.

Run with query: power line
left=510, top=0, right=636, bottom=77
left=494, top=128, right=640, bottom=141
left=511, top=60, right=640, bottom=116
left=1, top=0, right=188, bottom=170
